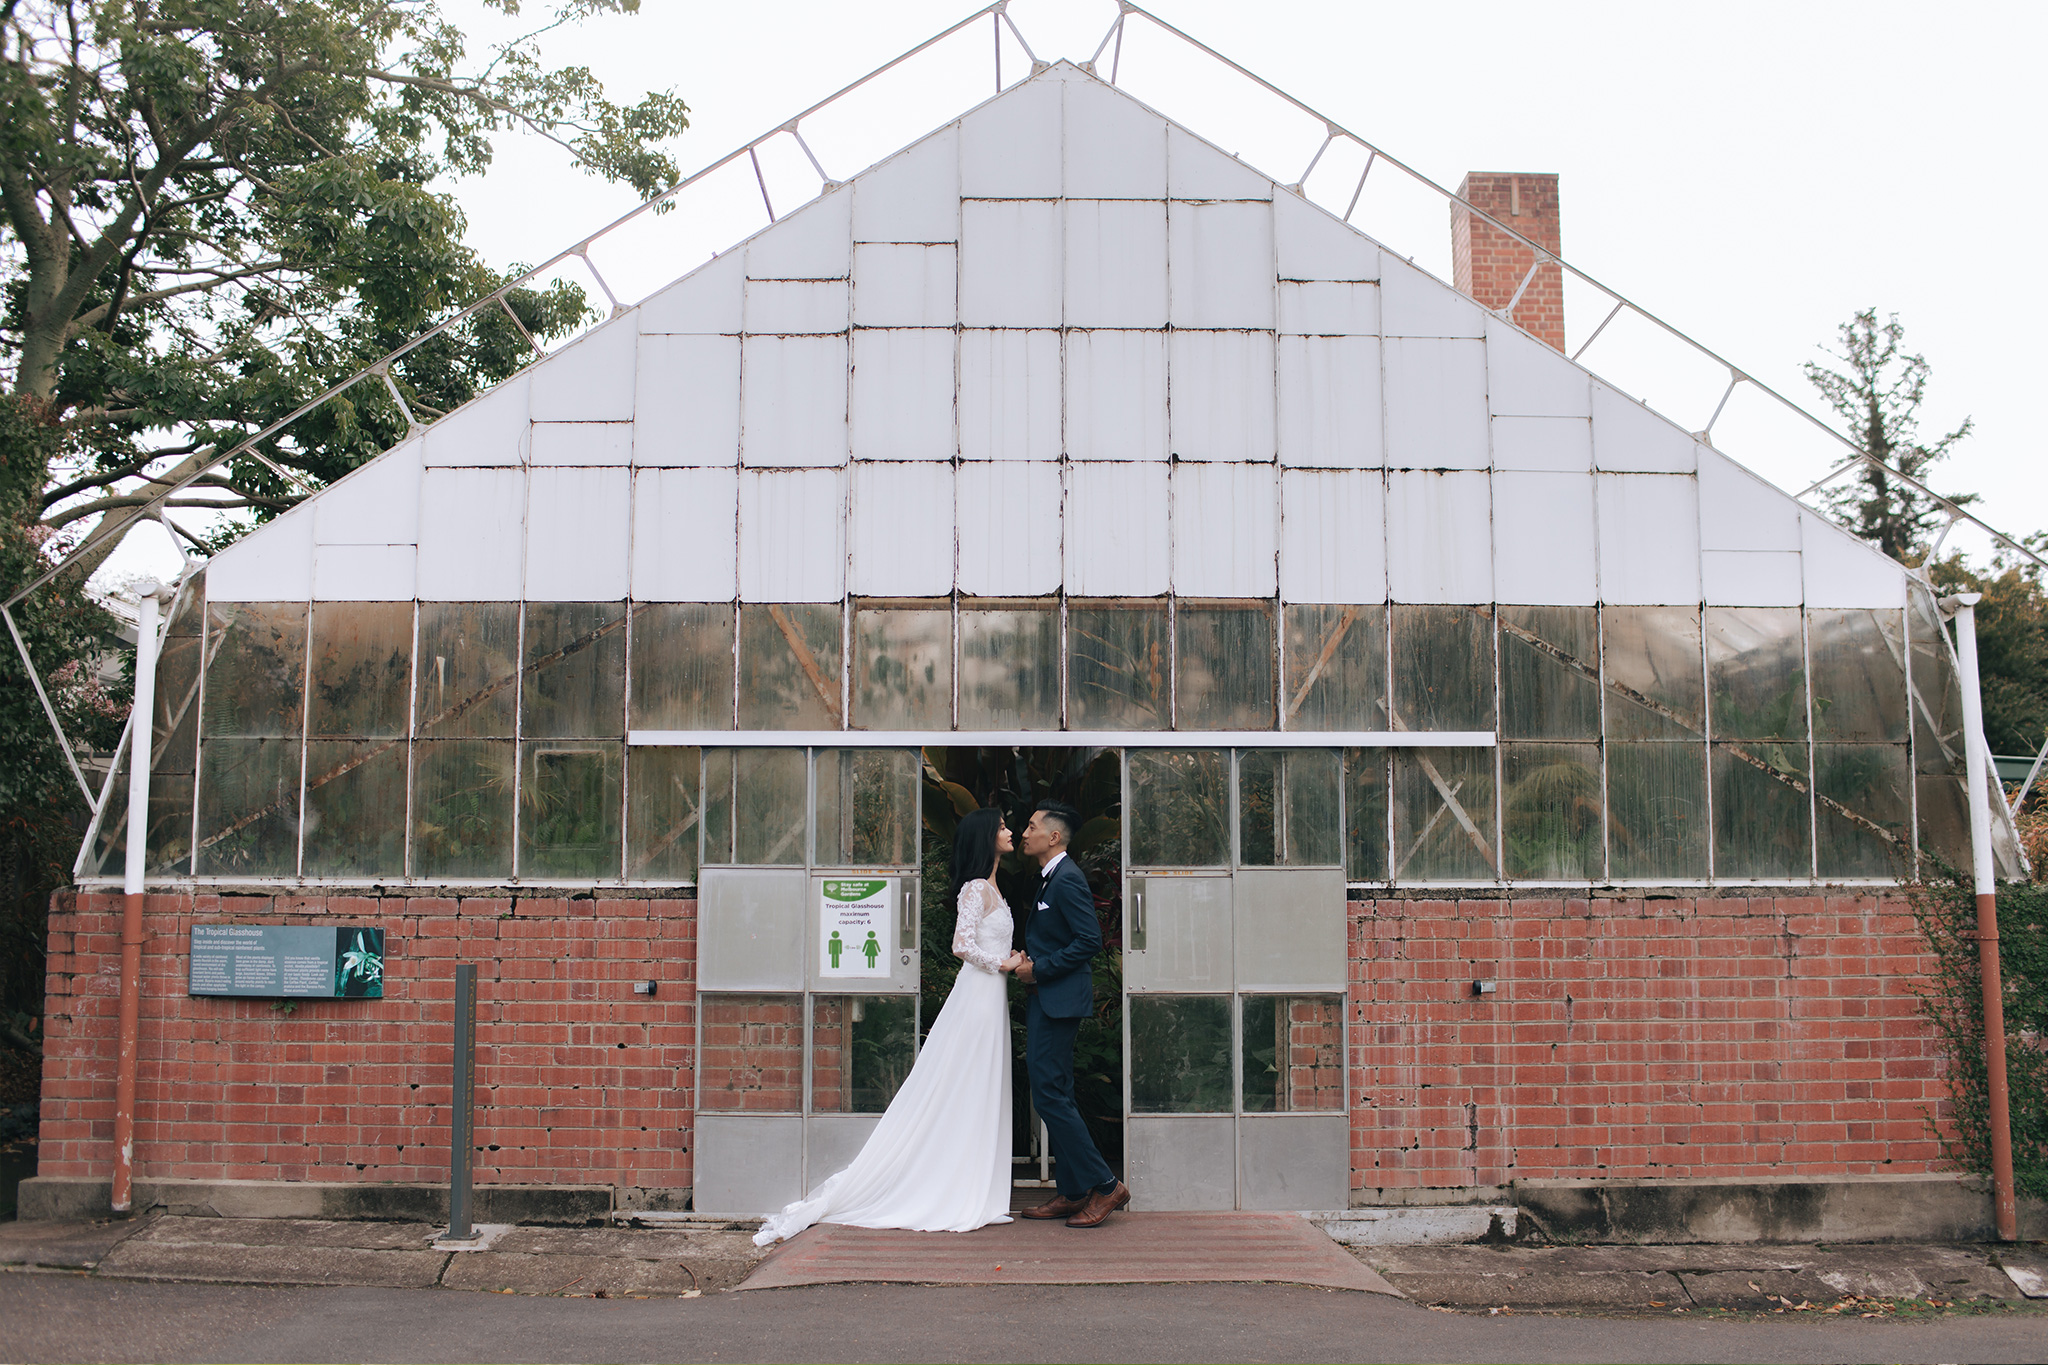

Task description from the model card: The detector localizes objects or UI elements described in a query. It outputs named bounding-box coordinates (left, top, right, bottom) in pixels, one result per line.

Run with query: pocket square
left=1036, top=901, right=1049, bottom=911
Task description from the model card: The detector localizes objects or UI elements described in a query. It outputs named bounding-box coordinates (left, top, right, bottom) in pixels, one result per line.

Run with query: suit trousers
left=1024, top=992, right=1116, bottom=1199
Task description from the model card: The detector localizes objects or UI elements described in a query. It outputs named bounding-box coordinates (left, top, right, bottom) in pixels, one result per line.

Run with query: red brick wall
left=1348, top=894, right=1951, bottom=1193
left=1450, top=171, right=1564, bottom=351
left=38, top=891, right=696, bottom=1190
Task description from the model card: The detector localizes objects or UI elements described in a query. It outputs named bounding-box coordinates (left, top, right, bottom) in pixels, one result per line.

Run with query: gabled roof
left=205, top=61, right=1908, bottom=615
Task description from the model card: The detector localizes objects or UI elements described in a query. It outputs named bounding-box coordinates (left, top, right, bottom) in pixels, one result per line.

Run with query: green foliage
left=1909, top=869, right=2048, bottom=1199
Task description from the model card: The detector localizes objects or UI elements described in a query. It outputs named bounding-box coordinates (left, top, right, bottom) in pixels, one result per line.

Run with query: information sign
left=188, top=925, right=385, bottom=999
left=818, top=878, right=894, bottom=978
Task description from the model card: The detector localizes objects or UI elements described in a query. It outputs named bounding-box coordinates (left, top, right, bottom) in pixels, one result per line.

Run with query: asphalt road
left=3, top=1275, right=2043, bottom=1364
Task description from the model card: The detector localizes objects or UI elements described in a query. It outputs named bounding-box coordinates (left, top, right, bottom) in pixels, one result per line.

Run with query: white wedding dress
left=753, top=879, right=1015, bottom=1245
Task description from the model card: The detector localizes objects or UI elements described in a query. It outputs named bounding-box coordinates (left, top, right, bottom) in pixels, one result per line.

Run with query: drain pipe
left=112, top=579, right=167, bottom=1214
left=1947, top=592, right=2018, bottom=1241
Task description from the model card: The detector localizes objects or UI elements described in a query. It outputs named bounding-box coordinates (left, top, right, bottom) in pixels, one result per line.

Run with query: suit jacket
left=1024, top=854, right=1100, bottom=1019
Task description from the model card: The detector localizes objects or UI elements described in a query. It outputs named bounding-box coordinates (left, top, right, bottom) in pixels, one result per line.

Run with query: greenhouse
left=29, top=56, right=2029, bottom=1221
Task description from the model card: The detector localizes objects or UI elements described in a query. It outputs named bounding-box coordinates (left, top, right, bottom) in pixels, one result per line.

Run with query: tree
left=1929, top=550, right=2048, bottom=762
left=1804, top=309, right=1974, bottom=565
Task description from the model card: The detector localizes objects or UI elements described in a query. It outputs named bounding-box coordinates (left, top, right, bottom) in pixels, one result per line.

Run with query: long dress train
left=753, top=879, right=1014, bottom=1245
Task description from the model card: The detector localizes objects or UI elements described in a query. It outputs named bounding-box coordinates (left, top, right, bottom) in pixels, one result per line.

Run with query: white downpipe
left=1950, top=594, right=1996, bottom=898
left=123, top=585, right=163, bottom=896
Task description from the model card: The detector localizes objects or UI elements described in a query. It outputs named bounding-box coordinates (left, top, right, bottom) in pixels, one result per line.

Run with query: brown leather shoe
left=1064, top=1181, right=1131, bottom=1228
left=1019, top=1193, right=1087, bottom=1220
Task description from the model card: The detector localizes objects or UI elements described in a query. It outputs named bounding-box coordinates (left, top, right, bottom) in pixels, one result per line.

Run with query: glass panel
left=1129, top=995, right=1233, bottom=1114
left=1240, top=995, right=1344, bottom=1113
left=739, top=603, right=844, bottom=730
left=1707, top=607, right=1807, bottom=742
left=1602, top=606, right=1703, bottom=740
left=1808, top=608, right=1908, bottom=742
left=307, top=602, right=413, bottom=739
left=1128, top=749, right=1229, bottom=867
left=1390, top=605, right=1494, bottom=732
left=1176, top=601, right=1274, bottom=730
left=629, top=603, right=735, bottom=731
left=1238, top=749, right=1342, bottom=867
left=627, top=746, right=700, bottom=881
left=1606, top=742, right=1707, bottom=879
left=698, top=994, right=804, bottom=1113
left=523, top=601, right=626, bottom=739
left=1283, top=604, right=1386, bottom=732
left=520, top=740, right=623, bottom=878
left=1711, top=742, right=1812, bottom=879
left=410, top=737, right=515, bottom=878
left=852, top=601, right=951, bottom=731
left=702, top=747, right=807, bottom=866
left=1916, top=773, right=1971, bottom=873
left=85, top=755, right=195, bottom=878
left=809, top=995, right=918, bottom=1114
left=1068, top=599, right=1168, bottom=731
left=1343, top=748, right=1389, bottom=880
left=1908, top=586, right=1966, bottom=775
left=202, top=602, right=307, bottom=737
left=302, top=740, right=409, bottom=876
left=958, top=600, right=1059, bottom=729
left=815, top=748, right=918, bottom=867
left=1391, top=747, right=1496, bottom=880
left=1500, top=606, right=1599, bottom=740
left=153, top=631, right=202, bottom=775
left=416, top=602, right=519, bottom=739
left=194, top=736, right=300, bottom=876
left=1502, top=741, right=1601, bottom=879
left=1815, top=743, right=1911, bottom=879
left=81, top=759, right=129, bottom=877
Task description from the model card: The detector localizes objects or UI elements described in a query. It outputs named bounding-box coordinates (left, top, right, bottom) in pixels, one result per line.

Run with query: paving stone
left=0, top=1217, right=150, bottom=1270
left=490, top=1225, right=764, bottom=1267
left=1675, top=1269, right=1849, bottom=1309
left=1382, top=1268, right=1686, bottom=1309
left=95, top=1239, right=448, bottom=1288
left=126, top=1216, right=432, bottom=1251
left=440, top=1252, right=717, bottom=1296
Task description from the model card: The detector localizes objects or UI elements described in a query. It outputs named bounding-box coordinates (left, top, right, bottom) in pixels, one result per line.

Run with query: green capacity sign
left=819, top=878, right=894, bottom=978
left=188, top=925, right=385, bottom=999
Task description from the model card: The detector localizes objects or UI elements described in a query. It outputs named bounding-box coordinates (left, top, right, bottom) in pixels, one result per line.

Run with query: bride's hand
left=999, top=950, right=1024, bottom=974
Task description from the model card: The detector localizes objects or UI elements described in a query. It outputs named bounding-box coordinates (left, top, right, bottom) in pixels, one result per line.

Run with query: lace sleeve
left=952, top=881, right=1008, bottom=975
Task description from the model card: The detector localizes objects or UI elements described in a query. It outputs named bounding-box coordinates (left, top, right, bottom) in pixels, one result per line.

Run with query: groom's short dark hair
left=1034, top=800, right=1081, bottom=846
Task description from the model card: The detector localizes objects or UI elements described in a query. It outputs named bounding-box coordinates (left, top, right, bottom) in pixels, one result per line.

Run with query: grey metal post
left=449, top=963, right=478, bottom=1239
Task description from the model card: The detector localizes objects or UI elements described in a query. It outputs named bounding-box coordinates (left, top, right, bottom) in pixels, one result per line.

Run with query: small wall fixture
left=1472, top=979, right=1497, bottom=996
left=632, top=981, right=658, bottom=996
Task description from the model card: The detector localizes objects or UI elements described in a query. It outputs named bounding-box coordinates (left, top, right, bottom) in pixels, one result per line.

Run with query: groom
left=1011, top=800, right=1129, bottom=1228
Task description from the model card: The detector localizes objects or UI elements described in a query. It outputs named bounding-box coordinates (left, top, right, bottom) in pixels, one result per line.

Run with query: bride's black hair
left=948, top=806, right=1004, bottom=909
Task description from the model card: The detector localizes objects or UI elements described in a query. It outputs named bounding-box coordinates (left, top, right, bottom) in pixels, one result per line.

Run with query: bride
left=753, top=807, right=1021, bottom=1245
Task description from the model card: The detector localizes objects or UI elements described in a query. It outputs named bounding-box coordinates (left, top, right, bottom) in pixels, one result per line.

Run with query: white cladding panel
left=424, top=375, right=528, bottom=468
left=1277, top=335, right=1381, bottom=468
left=1169, top=200, right=1275, bottom=329
left=634, top=334, right=740, bottom=467
left=852, top=128, right=959, bottom=243
left=416, top=467, right=527, bottom=601
left=739, top=469, right=845, bottom=602
left=960, top=75, right=1061, bottom=198
left=1385, top=470, right=1492, bottom=603
left=530, top=421, right=633, bottom=467
left=745, top=190, right=851, bottom=280
left=1170, top=330, right=1276, bottom=462
left=959, top=329, right=1060, bottom=462
left=1485, top=318, right=1591, bottom=417
left=1066, top=462, right=1169, bottom=595
left=1703, top=550, right=1804, bottom=607
left=1065, top=200, right=1168, bottom=329
left=633, top=467, right=738, bottom=601
left=1383, top=338, right=1489, bottom=470
left=1167, top=126, right=1273, bottom=201
left=1278, top=281, right=1378, bottom=336
left=1802, top=513, right=1907, bottom=608
left=1063, top=76, right=1166, bottom=198
left=525, top=465, right=629, bottom=600
left=1280, top=469, right=1386, bottom=604
left=1490, top=416, right=1591, bottom=472
left=1596, top=473, right=1701, bottom=604
left=1591, top=383, right=1697, bottom=472
left=1380, top=260, right=1485, bottom=339
left=957, top=462, right=1062, bottom=595
left=1172, top=463, right=1276, bottom=597
left=1492, top=471, right=1597, bottom=605
left=637, top=250, right=745, bottom=334
left=958, top=199, right=1062, bottom=327
left=852, top=243, right=957, bottom=328
left=1065, top=330, right=1168, bottom=461
left=208, top=502, right=313, bottom=602
left=1698, top=447, right=1799, bottom=550
left=740, top=335, right=848, bottom=467
left=1272, top=191, right=1377, bottom=281
left=530, top=319, right=636, bottom=422
left=312, top=544, right=415, bottom=602
left=849, top=328, right=956, bottom=462
left=850, top=462, right=954, bottom=596
left=744, top=278, right=849, bottom=334
left=315, top=439, right=421, bottom=545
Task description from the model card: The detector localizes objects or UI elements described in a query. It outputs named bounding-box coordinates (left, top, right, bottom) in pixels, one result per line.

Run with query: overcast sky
left=103, top=0, right=2046, bottom=590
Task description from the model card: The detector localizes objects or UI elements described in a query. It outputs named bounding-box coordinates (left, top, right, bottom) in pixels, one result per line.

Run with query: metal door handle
left=901, top=876, right=918, bottom=937
left=1129, top=875, right=1145, bottom=950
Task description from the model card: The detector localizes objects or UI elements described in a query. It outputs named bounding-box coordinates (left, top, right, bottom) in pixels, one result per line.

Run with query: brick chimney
left=1451, top=173, right=1563, bottom=351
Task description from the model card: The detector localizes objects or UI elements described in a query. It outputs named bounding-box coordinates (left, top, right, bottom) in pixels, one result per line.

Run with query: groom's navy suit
left=1024, top=853, right=1116, bottom=1199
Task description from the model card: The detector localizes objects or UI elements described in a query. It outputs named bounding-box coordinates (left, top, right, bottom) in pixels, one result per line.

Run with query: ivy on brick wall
left=1911, top=870, right=2047, bottom=1199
